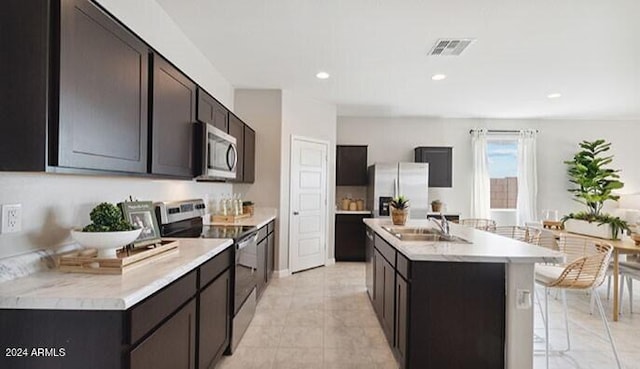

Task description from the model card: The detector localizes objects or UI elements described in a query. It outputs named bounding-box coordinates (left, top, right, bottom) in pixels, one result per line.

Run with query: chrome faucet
left=429, top=214, right=450, bottom=236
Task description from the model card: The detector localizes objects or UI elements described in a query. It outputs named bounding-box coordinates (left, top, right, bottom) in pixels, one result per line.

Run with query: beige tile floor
left=216, top=262, right=640, bottom=369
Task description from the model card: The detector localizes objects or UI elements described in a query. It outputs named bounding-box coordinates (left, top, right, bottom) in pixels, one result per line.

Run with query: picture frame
left=119, top=201, right=161, bottom=247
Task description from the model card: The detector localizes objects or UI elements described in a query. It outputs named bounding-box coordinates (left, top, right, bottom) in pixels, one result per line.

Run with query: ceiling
left=156, top=0, right=640, bottom=119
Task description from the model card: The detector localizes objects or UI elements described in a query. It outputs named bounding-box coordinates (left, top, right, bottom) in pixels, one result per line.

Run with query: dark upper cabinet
left=414, top=147, right=453, bottom=187
left=228, top=114, right=244, bottom=182
left=151, top=55, right=196, bottom=178
left=335, top=213, right=370, bottom=261
left=336, top=145, right=368, bottom=186
left=243, top=126, right=256, bottom=183
left=197, top=88, right=228, bottom=132
left=58, top=0, right=150, bottom=173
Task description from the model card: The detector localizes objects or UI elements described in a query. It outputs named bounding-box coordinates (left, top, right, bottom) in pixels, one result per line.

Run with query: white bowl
left=71, top=229, right=142, bottom=258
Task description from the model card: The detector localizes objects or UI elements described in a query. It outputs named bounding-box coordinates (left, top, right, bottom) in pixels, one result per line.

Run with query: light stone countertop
left=336, top=210, right=371, bottom=215
left=204, top=207, right=277, bottom=229
left=364, top=218, right=563, bottom=264
left=0, top=238, right=233, bottom=310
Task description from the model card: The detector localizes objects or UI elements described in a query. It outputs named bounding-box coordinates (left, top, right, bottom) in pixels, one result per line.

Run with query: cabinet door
left=256, top=237, right=267, bottom=298
left=365, top=227, right=375, bottom=301
left=335, top=214, right=368, bottom=261
left=267, top=231, right=275, bottom=283
left=58, top=0, right=149, bottom=173
left=151, top=55, right=196, bottom=177
left=382, top=256, right=396, bottom=345
left=414, top=147, right=453, bottom=187
left=336, top=145, right=368, bottom=185
left=199, top=269, right=231, bottom=369
left=395, top=275, right=408, bottom=368
left=228, top=114, right=244, bottom=182
left=197, top=89, right=228, bottom=132
left=130, top=299, right=196, bottom=369
left=243, top=126, right=256, bottom=183
left=373, top=250, right=384, bottom=320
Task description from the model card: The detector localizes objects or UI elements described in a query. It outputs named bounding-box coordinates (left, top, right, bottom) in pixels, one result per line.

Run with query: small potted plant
left=242, top=201, right=255, bottom=216
left=431, top=199, right=443, bottom=212
left=562, top=139, right=629, bottom=239
left=390, top=195, right=409, bottom=226
left=71, top=202, right=141, bottom=258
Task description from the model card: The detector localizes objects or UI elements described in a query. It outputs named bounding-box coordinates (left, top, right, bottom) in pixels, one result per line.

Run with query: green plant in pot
left=562, top=139, right=629, bottom=239
left=390, top=195, right=409, bottom=226
left=71, top=203, right=141, bottom=258
left=431, top=199, right=442, bottom=212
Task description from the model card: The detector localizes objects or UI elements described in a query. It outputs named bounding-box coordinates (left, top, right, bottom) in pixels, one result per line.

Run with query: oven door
left=234, top=232, right=259, bottom=314
left=206, top=124, right=237, bottom=179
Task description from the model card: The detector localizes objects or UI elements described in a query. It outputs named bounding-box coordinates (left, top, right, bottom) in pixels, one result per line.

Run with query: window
left=487, top=139, right=518, bottom=209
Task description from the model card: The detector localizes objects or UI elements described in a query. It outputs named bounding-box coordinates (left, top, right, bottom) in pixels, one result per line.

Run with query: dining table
left=550, top=229, right=640, bottom=321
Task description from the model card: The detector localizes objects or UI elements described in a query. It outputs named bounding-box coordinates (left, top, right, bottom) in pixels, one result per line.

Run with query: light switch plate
left=1, top=204, right=22, bottom=234
left=516, top=289, right=532, bottom=309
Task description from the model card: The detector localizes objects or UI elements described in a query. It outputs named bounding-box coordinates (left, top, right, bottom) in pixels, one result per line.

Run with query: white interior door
left=289, top=136, right=328, bottom=273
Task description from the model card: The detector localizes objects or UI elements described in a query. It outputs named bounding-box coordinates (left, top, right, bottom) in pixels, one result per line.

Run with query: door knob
left=293, top=211, right=299, bottom=215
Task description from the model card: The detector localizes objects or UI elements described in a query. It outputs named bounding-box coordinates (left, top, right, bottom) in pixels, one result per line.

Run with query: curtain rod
left=468, top=129, right=539, bottom=134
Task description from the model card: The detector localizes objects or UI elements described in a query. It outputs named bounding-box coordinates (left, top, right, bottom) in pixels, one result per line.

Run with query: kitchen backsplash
left=0, top=173, right=232, bottom=259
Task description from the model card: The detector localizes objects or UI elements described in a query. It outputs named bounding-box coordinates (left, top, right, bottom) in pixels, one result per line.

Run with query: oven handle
left=236, top=233, right=258, bottom=250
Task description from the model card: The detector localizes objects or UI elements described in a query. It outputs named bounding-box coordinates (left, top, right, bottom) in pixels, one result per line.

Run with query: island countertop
left=0, top=238, right=233, bottom=311
left=364, top=218, right=563, bottom=264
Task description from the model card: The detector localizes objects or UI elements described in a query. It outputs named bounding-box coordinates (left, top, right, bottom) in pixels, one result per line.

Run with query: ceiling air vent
left=428, top=39, right=475, bottom=56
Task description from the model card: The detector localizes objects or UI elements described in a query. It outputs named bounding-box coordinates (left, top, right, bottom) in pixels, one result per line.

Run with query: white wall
left=0, top=0, right=235, bottom=259
left=338, top=117, right=640, bottom=221
left=280, top=91, right=337, bottom=271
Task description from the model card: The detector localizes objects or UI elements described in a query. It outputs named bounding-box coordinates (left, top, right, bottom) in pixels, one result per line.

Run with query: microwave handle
left=227, top=143, right=238, bottom=170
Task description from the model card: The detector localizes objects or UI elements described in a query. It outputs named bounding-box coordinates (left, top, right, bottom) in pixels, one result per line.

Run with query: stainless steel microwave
left=194, top=122, right=237, bottom=180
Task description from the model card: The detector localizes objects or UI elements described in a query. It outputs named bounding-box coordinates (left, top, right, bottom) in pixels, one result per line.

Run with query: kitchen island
left=364, top=218, right=563, bottom=369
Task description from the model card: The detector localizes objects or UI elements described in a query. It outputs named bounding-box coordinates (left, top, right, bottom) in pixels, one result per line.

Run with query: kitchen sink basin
left=382, top=226, right=471, bottom=243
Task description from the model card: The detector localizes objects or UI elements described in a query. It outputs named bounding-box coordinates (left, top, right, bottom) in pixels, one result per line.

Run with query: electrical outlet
left=1, top=204, right=22, bottom=234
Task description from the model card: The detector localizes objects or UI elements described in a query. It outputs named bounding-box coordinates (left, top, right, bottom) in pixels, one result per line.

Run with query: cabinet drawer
left=200, top=247, right=233, bottom=288
left=130, top=271, right=197, bottom=344
left=267, top=220, right=275, bottom=235
left=257, top=225, right=268, bottom=242
left=397, top=252, right=410, bottom=280
left=374, top=233, right=396, bottom=267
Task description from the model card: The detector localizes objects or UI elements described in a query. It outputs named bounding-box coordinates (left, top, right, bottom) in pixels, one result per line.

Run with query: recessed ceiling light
left=547, top=93, right=562, bottom=99
left=316, top=71, right=330, bottom=79
left=431, top=74, right=447, bottom=81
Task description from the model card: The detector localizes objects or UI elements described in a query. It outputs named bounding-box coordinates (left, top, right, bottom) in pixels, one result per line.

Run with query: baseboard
left=325, top=258, right=336, bottom=266
left=274, top=269, right=291, bottom=278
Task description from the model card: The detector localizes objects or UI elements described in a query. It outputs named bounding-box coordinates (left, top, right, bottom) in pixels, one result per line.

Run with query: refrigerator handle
left=394, top=177, right=399, bottom=198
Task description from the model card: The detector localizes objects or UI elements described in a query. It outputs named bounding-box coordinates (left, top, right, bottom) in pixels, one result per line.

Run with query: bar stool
left=458, top=218, right=497, bottom=231
left=492, top=225, right=541, bottom=244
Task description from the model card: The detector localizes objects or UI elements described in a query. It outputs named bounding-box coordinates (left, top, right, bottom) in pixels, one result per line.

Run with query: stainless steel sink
left=382, top=226, right=471, bottom=243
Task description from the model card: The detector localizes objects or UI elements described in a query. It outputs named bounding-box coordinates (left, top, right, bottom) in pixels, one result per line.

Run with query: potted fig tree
left=562, top=139, right=629, bottom=239
left=390, top=195, right=409, bottom=226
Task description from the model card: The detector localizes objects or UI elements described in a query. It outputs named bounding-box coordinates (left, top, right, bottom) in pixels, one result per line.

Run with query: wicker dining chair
left=534, top=234, right=622, bottom=369
left=492, top=226, right=541, bottom=244
left=457, top=218, right=497, bottom=231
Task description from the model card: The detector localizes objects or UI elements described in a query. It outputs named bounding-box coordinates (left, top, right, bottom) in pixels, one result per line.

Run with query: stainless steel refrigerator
left=367, top=163, right=430, bottom=219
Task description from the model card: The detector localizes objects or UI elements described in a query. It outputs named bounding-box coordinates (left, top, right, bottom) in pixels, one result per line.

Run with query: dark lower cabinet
left=257, top=220, right=276, bottom=298
left=367, top=226, right=506, bottom=369
left=228, top=114, right=244, bottom=182
left=335, top=214, right=370, bottom=261
left=58, top=0, right=150, bottom=173
left=199, top=269, right=231, bottom=369
left=151, top=55, right=196, bottom=177
left=256, top=237, right=267, bottom=298
left=130, top=299, right=196, bottom=369
left=267, top=229, right=275, bottom=283
left=365, top=227, right=374, bottom=299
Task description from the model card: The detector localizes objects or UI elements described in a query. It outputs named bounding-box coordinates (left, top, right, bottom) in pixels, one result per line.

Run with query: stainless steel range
left=154, top=199, right=259, bottom=354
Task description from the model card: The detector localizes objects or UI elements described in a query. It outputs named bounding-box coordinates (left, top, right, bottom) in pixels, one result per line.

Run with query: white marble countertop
left=0, top=238, right=233, bottom=311
left=204, top=207, right=277, bottom=229
left=336, top=210, right=371, bottom=215
left=364, top=218, right=563, bottom=264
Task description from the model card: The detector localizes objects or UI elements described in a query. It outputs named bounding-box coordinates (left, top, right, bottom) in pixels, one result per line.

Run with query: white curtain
left=471, top=129, right=491, bottom=219
left=516, top=129, right=538, bottom=225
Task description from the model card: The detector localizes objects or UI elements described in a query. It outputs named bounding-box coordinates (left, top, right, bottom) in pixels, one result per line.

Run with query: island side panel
left=408, top=261, right=505, bottom=369
left=505, top=263, right=535, bottom=369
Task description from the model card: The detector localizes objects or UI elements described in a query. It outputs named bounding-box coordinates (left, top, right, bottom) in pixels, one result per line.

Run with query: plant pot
left=391, top=208, right=408, bottom=226
left=243, top=205, right=255, bottom=216
left=563, top=219, right=620, bottom=240
left=70, top=229, right=142, bottom=258
left=431, top=203, right=442, bottom=212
